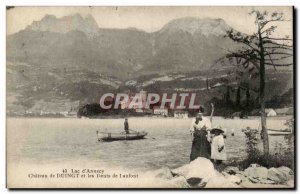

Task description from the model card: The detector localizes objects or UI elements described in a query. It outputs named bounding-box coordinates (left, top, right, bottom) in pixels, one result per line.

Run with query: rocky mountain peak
left=160, top=17, right=231, bottom=37
left=27, top=13, right=99, bottom=38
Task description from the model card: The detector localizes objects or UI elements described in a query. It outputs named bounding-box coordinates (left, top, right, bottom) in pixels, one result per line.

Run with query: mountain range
left=7, top=14, right=239, bottom=78
left=6, top=14, right=293, bottom=114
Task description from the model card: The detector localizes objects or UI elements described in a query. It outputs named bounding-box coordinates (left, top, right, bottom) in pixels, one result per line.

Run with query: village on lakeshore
left=7, top=89, right=293, bottom=119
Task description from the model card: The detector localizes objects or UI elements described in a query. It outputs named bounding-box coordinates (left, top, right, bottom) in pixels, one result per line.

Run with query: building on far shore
left=250, top=107, right=293, bottom=117
left=135, top=108, right=144, bottom=113
left=153, top=106, right=168, bottom=116
left=27, top=100, right=80, bottom=116
left=266, top=108, right=277, bottom=117
left=174, top=110, right=189, bottom=118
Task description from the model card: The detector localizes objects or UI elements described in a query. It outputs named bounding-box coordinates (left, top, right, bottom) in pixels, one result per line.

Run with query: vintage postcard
left=6, top=6, right=294, bottom=189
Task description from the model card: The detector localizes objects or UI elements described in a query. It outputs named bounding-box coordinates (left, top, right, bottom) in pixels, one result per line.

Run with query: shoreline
left=6, top=115, right=293, bottom=120
left=7, top=157, right=294, bottom=189
left=6, top=117, right=294, bottom=188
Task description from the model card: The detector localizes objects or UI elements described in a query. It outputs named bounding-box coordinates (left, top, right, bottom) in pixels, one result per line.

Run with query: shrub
left=227, top=124, right=294, bottom=171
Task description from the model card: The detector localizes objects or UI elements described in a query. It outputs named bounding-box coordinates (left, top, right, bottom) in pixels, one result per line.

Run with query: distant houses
left=266, top=108, right=277, bottom=117
left=250, top=107, right=293, bottom=117
left=174, top=110, right=189, bottom=118
left=25, top=100, right=80, bottom=117
left=153, top=106, right=168, bottom=116
left=135, top=108, right=144, bottom=113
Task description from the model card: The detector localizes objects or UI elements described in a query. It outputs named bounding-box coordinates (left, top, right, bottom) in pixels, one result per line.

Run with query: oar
left=129, top=129, right=156, bottom=140
left=129, top=129, right=138, bottom=133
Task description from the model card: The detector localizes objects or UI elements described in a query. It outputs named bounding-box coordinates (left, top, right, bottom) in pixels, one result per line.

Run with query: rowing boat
left=97, top=131, right=147, bottom=142
left=268, top=129, right=292, bottom=136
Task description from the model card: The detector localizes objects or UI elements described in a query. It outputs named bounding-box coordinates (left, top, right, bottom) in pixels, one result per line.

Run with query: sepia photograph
left=6, top=6, right=294, bottom=189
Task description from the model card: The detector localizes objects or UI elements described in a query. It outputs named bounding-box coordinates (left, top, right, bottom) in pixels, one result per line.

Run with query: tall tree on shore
left=218, top=10, right=293, bottom=154
left=246, top=88, right=251, bottom=109
left=236, top=86, right=241, bottom=107
left=226, top=86, right=231, bottom=105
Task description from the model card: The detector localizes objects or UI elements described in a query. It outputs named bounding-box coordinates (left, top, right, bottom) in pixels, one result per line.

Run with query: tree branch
left=260, top=19, right=290, bottom=30
left=265, top=52, right=293, bottom=56
left=264, top=46, right=293, bottom=50
left=264, top=50, right=277, bottom=70
left=264, top=55, right=292, bottom=61
left=262, top=37, right=292, bottom=41
left=265, top=63, right=293, bottom=66
left=226, top=30, right=260, bottom=53
left=262, top=40, right=293, bottom=48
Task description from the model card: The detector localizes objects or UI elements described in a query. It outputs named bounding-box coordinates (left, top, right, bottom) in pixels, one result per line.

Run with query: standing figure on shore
left=210, top=127, right=227, bottom=166
left=189, top=103, right=214, bottom=161
left=124, top=118, right=129, bottom=134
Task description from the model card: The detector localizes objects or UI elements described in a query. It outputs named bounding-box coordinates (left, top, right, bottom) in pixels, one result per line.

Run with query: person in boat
left=189, top=103, right=214, bottom=161
left=124, top=118, right=129, bottom=134
left=210, top=126, right=227, bottom=166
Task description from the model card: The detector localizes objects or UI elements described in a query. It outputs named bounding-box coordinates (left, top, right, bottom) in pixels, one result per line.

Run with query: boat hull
left=268, top=130, right=292, bottom=136
left=99, top=132, right=148, bottom=142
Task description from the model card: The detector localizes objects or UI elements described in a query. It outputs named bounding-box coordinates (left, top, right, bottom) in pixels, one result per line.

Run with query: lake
left=7, top=116, right=293, bottom=171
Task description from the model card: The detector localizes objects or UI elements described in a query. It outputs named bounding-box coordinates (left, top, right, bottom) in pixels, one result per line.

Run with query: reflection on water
left=7, top=117, right=293, bottom=171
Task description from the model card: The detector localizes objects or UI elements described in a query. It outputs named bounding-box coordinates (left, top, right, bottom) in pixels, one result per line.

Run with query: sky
left=7, top=6, right=293, bottom=37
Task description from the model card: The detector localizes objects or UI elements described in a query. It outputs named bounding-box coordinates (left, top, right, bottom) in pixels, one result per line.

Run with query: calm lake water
left=7, top=117, right=293, bottom=171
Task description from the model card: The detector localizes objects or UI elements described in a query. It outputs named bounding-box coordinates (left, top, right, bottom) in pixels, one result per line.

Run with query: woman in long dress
left=189, top=104, right=214, bottom=161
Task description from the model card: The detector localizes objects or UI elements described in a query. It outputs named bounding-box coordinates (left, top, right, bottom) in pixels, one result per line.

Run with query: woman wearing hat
left=189, top=104, right=214, bottom=161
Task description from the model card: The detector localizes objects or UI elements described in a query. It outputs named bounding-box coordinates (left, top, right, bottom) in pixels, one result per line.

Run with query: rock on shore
left=172, top=157, right=216, bottom=184
left=149, top=157, right=294, bottom=188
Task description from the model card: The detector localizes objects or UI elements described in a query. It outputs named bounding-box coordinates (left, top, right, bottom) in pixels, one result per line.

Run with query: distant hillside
left=7, top=15, right=240, bottom=78
left=6, top=14, right=294, bottom=115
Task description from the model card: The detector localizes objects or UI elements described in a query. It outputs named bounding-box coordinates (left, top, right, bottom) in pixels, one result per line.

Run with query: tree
left=218, top=10, right=293, bottom=154
left=226, top=85, right=231, bottom=105
left=236, top=86, right=241, bottom=107
left=246, top=87, right=251, bottom=109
